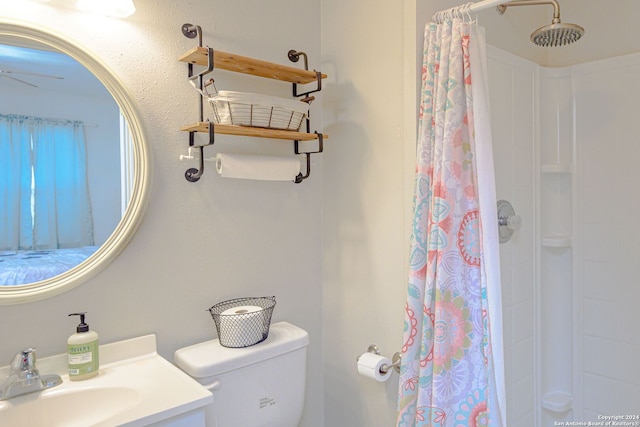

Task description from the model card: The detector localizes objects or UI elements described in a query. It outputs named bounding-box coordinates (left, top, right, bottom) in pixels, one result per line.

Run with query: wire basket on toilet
left=208, top=296, right=276, bottom=348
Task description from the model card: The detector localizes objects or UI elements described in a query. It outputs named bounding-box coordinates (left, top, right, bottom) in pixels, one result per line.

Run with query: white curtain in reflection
left=0, top=116, right=33, bottom=250
left=32, top=119, right=94, bottom=249
left=0, top=115, right=94, bottom=250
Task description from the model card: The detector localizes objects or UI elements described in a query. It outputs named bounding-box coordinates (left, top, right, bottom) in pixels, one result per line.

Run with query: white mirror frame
left=0, top=19, right=152, bottom=304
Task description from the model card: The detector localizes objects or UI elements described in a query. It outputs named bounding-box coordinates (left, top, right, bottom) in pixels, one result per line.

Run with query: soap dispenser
left=67, top=312, right=99, bottom=380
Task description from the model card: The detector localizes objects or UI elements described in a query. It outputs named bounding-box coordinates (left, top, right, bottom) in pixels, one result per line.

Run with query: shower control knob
left=506, top=214, right=522, bottom=231
left=497, top=200, right=520, bottom=243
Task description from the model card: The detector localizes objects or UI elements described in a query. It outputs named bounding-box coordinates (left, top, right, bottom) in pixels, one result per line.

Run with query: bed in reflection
left=0, top=247, right=98, bottom=286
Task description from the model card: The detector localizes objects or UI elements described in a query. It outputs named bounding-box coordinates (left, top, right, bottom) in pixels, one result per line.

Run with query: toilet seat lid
left=174, top=321, right=309, bottom=378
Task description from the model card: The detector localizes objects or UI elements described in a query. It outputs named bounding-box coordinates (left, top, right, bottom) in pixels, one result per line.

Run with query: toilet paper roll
left=356, top=352, right=393, bottom=382
left=215, top=153, right=301, bottom=181
left=219, top=305, right=265, bottom=347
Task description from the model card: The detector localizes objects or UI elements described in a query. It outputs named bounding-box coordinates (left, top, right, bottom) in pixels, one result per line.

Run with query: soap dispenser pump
left=67, top=312, right=99, bottom=380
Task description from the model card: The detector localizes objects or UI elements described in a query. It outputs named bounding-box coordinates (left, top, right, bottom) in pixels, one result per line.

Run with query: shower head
left=497, top=0, right=584, bottom=47
left=530, top=22, right=584, bottom=47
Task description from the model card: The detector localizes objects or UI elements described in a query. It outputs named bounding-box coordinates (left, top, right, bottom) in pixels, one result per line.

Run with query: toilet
left=174, top=321, right=309, bottom=427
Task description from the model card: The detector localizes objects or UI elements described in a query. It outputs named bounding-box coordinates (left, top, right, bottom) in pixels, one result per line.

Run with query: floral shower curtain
left=396, top=18, right=505, bottom=427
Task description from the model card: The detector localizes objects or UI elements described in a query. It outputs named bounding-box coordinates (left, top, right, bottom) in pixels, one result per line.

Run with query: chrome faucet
left=0, top=348, right=63, bottom=400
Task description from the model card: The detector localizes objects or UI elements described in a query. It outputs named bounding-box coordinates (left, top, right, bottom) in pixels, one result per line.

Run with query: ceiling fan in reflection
left=0, top=69, right=63, bottom=88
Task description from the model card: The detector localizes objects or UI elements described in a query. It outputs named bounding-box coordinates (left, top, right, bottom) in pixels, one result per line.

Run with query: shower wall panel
left=539, top=66, right=574, bottom=426
left=573, top=52, right=640, bottom=421
left=487, top=46, right=538, bottom=427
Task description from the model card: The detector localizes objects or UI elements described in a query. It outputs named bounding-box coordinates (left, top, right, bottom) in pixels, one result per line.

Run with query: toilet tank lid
left=173, top=321, right=309, bottom=378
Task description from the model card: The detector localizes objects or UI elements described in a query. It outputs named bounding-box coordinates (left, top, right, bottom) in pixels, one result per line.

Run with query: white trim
left=119, top=112, right=134, bottom=216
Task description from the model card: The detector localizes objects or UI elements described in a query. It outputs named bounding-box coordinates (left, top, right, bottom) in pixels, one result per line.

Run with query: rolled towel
left=215, top=153, right=300, bottom=181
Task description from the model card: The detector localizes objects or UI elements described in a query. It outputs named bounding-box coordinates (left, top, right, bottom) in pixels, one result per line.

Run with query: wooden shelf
left=181, top=122, right=327, bottom=141
left=179, top=47, right=327, bottom=85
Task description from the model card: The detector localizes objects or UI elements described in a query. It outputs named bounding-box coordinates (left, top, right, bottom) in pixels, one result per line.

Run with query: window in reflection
left=0, top=41, right=122, bottom=286
left=0, top=114, right=95, bottom=251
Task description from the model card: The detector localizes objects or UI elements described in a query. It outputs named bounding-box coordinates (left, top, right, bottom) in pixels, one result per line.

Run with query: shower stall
left=485, top=10, right=640, bottom=427
left=423, top=0, right=640, bottom=425
left=419, top=2, right=640, bottom=425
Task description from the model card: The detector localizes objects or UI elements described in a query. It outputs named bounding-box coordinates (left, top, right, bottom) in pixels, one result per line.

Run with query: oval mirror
left=0, top=19, right=151, bottom=304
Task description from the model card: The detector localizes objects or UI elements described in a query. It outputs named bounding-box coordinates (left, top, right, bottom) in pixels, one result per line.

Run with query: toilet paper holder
left=356, top=344, right=402, bottom=374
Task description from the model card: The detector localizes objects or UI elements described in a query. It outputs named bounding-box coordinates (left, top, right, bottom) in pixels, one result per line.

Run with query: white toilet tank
left=174, top=322, right=309, bottom=427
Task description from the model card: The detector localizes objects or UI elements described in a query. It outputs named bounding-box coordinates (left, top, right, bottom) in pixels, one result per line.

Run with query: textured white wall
left=0, top=0, right=324, bottom=425
left=320, top=0, right=410, bottom=424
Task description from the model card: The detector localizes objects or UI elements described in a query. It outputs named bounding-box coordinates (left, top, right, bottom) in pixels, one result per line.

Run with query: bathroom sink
left=0, top=387, right=139, bottom=427
left=0, top=335, right=212, bottom=427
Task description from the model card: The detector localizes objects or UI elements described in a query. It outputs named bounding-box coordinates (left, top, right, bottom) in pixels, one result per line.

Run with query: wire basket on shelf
left=194, top=80, right=309, bottom=131
left=210, top=91, right=308, bottom=131
left=208, top=296, right=276, bottom=348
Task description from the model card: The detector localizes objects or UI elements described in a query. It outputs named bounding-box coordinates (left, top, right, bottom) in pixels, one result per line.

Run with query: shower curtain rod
left=434, top=0, right=507, bottom=17
left=463, top=0, right=507, bottom=13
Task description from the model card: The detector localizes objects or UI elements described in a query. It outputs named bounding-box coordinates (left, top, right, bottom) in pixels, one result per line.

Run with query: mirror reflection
left=0, top=39, right=132, bottom=286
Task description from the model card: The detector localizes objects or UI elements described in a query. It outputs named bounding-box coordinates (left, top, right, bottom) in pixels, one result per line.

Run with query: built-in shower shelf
left=542, top=391, right=573, bottom=413
left=541, top=163, right=573, bottom=174
left=542, top=235, right=572, bottom=248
